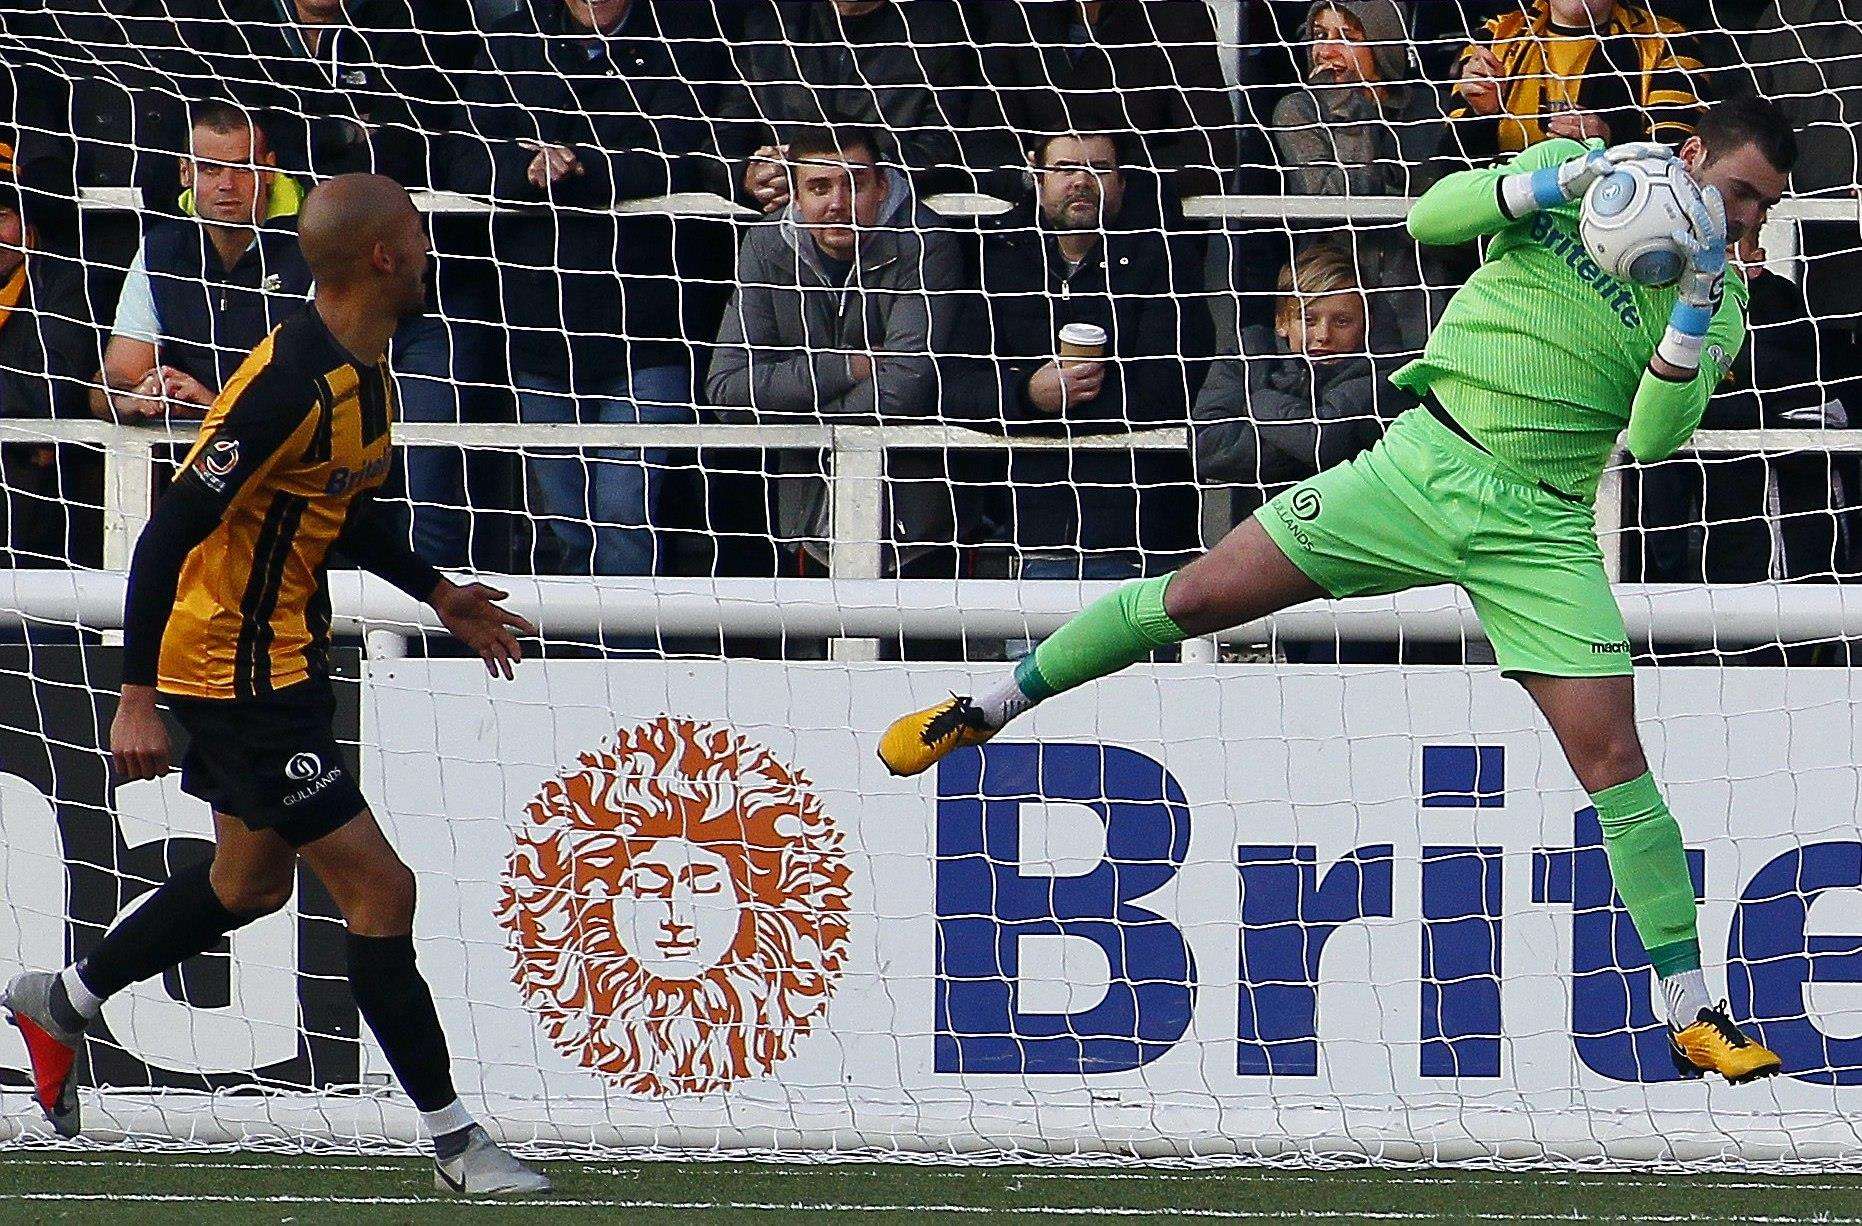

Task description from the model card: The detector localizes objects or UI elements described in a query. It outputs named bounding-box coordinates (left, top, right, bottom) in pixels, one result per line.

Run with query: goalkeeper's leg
left=879, top=518, right=1323, bottom=776
left=1519, top=673, right=1782, bottom=1084
left=880, top=403, right=1470, bottom=777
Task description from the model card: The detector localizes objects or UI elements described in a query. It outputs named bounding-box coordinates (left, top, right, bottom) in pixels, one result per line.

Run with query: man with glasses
left=946, top=129, right=1212, bottom=582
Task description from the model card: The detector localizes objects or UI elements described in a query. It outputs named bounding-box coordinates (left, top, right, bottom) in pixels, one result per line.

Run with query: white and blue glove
left=1656, top=182, right=1727, bottom=373
left=1499, top=141, right=1675, bottom=219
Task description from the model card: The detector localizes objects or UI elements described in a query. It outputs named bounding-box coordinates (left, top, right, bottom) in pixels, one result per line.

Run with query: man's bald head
left=299, top=174, right=419, bottom=286
left=299, top=174, right=429, bottom=319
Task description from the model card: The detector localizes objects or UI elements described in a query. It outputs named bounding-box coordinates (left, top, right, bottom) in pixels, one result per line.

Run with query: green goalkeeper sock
left=1590, top=772, right=1702, bottom=979
left=978, top=575, right=1190, bottom=726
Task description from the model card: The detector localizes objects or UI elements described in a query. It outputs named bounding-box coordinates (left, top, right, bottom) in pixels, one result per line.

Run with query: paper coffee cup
left=1057, top=322, right=1108, bottom=360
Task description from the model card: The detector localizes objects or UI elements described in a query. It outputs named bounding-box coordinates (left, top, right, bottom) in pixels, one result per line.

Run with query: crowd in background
left=0, top=0, right=1855, bottom=591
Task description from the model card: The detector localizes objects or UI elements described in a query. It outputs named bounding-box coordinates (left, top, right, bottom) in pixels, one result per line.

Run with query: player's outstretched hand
left=111, top=684, right=172, bottom=781
left=433, top=581, right=538, bottom=680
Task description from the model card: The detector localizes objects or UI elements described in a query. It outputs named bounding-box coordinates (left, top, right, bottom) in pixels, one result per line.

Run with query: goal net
left=1, top=0, right=1860, bottom=1166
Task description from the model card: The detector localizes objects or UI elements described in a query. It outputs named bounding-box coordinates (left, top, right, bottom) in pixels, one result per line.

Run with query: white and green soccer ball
left=1579, top=156, right=1702, bottom=289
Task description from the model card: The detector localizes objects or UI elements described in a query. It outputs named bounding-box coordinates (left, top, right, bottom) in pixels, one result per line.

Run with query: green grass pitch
left=3, top=1153, right=1862, bottom=1223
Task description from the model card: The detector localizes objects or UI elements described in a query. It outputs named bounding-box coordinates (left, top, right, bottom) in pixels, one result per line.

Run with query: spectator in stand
left=205, top=0, right=486, bottom=566
left=0, top=146, right=97, bottom=567
left=1271, top=0, right=1454, bottom=356
left=947, top=130, right=1213, bottom=578
left=1273, top=2, right=1450, bottom=198
left=708, top=126, right=970, bottom=575
left=91, top=101, right=310, bottom=425
left=1193, top=243, right=1411, bottom=523
left=977, top=1, right=1238, bottom=198
left=1638, top=229, right=1857, bottom=584
left=205, top=0, right=480, bottom=185
left=1, top=0, right=220, bottom=212
left=451, top=0, right=733, bottom=576
left=724, top=0, right=1018, bottom=213
left=1449, top=0, right=1708, bottom=161
left=1747, top=0, right=1862, bottom=411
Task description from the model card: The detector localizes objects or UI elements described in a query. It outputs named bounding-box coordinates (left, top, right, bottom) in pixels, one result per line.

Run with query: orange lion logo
left=498, top=717, right=851, bottom=1096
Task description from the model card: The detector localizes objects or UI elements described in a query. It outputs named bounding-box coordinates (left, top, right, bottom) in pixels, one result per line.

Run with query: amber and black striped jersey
left=123, top=307, right=440, bottom=700
left=1450, top=2, right=1706, bottom=158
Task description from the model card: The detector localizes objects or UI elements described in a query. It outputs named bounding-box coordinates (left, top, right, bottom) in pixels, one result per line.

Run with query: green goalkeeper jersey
left=1392, top=137, right=1747, bottom=501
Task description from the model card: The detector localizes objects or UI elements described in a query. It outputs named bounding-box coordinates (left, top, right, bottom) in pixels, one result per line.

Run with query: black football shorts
left=166, top=679, right=366, bottom=847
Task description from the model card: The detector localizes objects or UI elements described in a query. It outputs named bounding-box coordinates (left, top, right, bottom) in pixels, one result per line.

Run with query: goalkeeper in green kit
left=882, top=97, right=1797, bottom=1083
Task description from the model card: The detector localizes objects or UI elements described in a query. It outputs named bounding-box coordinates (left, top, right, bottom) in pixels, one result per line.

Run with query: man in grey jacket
left=707, top=125, right=974, bottom=573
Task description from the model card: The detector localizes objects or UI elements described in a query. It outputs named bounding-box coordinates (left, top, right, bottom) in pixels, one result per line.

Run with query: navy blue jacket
left=143, top=217, right=312, bottom=391
left=448, top=0, right=740, bottom=382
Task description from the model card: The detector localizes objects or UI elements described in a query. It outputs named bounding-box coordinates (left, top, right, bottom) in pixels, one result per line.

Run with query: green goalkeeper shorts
left=1255, top=404, right=1632, bottom=678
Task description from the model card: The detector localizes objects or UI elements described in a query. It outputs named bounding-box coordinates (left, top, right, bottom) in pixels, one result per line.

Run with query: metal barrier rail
left=6, top=417, right=1862, bottom=658
left=75, top=186, right=1862, bottom=225
left=6, top=570, right=1862, bottom=651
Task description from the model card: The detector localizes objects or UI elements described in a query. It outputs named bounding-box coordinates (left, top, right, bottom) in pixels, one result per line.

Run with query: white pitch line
left=0, top=1196, right=1856, bottom=1222
left=808, top=1169, right=1862, bottom=1193
left=6, top=1157, right=1860, bottom=1195
left=2, top=1157, right=425, bottom=1174
left=5, top=1158, right=1862, bottom=1196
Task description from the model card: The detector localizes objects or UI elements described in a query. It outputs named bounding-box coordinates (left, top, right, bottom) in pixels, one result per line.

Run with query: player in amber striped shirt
left=5, top=176, right=548, bottom=1196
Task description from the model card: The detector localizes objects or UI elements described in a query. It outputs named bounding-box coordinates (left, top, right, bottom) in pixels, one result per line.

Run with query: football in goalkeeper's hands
left=1579, top=156, right=1704, bottom=289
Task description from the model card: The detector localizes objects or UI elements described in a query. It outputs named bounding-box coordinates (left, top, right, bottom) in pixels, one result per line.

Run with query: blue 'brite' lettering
left=1530, top=212, right=1642, bottom=329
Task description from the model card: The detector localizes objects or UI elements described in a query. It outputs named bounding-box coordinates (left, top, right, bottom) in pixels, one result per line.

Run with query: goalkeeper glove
left=1499, top=141, right=1675, bottom=220
left=1656, top=182, right=1728, bottom=373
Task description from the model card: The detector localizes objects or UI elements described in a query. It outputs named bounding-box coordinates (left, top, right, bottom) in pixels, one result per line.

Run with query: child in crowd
left=1193, top=243, right=1411, bottom=521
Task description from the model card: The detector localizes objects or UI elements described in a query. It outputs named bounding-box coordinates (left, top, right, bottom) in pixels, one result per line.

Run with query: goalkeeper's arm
left=1626, top=185, right=1742, bottom=463
left=1408, top=138, right=1674, bottom=246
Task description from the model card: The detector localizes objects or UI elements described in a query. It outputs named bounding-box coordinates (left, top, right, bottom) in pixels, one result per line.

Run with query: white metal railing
left=75, top=187, right=1862, bottom=225
left=8, top=569, right=1862, bottom=653
left=0, top=416, right=1186, bottom=568
left=6, top=417, right=1862, bottom=657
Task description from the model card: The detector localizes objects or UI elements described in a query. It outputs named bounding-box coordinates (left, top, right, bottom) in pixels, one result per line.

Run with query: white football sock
left=1661, top=968, right=1711, bottom=1030
left=976, top=670, right=1036, bottom=730
left=60, top=963, right=105, bottom=1020
left=420, top=1098, right=475, bottom=1140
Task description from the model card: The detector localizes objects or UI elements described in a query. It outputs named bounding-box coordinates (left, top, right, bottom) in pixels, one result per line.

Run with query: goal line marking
left=5, top=1156, right=1861, bottom=1195
left=0, top=1194, right=1856, bottom=1222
